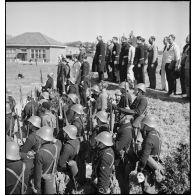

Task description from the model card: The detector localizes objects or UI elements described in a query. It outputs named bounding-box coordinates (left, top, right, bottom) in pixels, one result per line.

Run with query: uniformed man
left=6, top=89, right=16, bottom=113
left=119, top=36, right=130, bottom=82
left=105, top=40, right=113, bottom=80
left=41, top=102, right=57, bottom=135
left=90, top=110, right=109, bottom=149
left=111, top=37, right=121, bottom=83
left=58, top=125, right=80, bottom=192
left=20, top=116, right=42, bottom=157
left=137, top=115, right=163, bottom=194
left=79, top=55, right=90, bottom=107
left=70, top=104, right=86, bottom=138
left=21, top=92, right=39, bottom=122
left=92, top=35, right=106, bottom=82
left=113, top=114, right=133, bottom=193
left=42, top=72, right=54, bottom=92
left=133, top=36, right=145, bottom=84
left=118, top=81, right=132, bottom=108
left=93, top=131, right=115, bottom=194
left=6, top=141, right=33, bottom=194
left=147, top=36, right=158, bottom=89
left=34, top=126, right=62, bottom=194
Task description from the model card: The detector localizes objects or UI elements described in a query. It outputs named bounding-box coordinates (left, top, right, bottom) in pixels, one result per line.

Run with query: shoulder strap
left=40, top=144, right=58, bottom=175
left=105, top=151, right=114, bottom=169
left=6, top=163, right=27, bottom=194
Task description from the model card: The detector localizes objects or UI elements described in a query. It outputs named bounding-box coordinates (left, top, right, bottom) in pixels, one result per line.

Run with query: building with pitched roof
left=6, top=32, right=66, bottom=64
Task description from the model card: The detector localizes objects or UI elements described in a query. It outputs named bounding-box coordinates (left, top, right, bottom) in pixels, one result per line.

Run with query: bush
left=159, top=142, right=190, bottom=194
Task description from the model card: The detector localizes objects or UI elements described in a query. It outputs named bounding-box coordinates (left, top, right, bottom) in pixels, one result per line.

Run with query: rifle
left=31, top=90, right=34, bottom=116
left=61, top=63, right=65, bottom=94
left=88, top=73, right=93, bottom=140
left=109, top=98, right=113, bottom=134
left=15, top=109, right=24, bottom=145
left=40, top=69, right=43, bottom=84
left=63, top=103, right=69, bottom=126
left=125, top=79, right=128, bottom=108
left=19, top=85, right=24, bottom=109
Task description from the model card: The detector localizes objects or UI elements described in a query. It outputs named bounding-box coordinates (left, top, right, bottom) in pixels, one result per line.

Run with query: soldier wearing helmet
left=58, top=125, right=80, bottom=173
left=70, top=104, right=86, bottom=137
left=137, top=115, right=162, bottom=194
left=6, top=141, right=33, bottom=194
left=113, top=114, right=134, bottom=193
left=37, top=91, right=50, bottom=117
left=119, top=36, right=130, bottom=82
left=90, top=111, right=109, bottom=149
left=20, top=116, right=43, bottom=158
left=92, top=131, right=114, bottom=194
left=34, top=126, right=62, bottom=194
left=118, top=81, right=132, bottom=108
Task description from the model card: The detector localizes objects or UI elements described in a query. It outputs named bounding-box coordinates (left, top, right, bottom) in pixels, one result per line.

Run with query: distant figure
left=160, top=37, right=169, bottom=91
left=92, top=35, right=106, bottom=82
left=133, top=36, right=145, bottom=85
left=180, top=35, right=190, bottom=96
left=165, top=34, right=181, bottom=96
left=17, top=73, right=24, bottom=79
left=78, top=44, right=86, bottom=64
left=119, top=36, right=130, bottom=82
left=105, top=40, right=113, bottom=80
left=42, top=73, right=54, bottom=92
left=147, top=36, right=158, bottom=89
left=111, top=37, right=121, bottom=83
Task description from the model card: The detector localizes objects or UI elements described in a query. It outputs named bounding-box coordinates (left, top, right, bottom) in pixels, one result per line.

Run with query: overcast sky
left=6, top=1, right=189, bottom=50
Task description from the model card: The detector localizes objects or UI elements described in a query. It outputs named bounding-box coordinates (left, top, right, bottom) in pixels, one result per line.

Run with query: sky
left=6, top=1, right=189, bottom=50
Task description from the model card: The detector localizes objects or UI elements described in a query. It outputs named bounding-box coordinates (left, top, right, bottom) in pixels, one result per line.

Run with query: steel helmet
left=6, top=141, right=21, bottom=160
left=41, top=92, right=50, bottom=100
left=63, top=125, right=77, bottom=139
left=67, top=94, right=79, bottom=104
left=71, top=104, right=85, bottom=115
left=27, top=116, right=41, bottom=128
left=141, top=115, right=156, bottom=128
left=48, top=72, right=54, bottom=78
left=119, top=82, right=129, bottom=90
left=95, top=131, right=113, bottom=146
left=95, top=111, right=108, bottom=123
left=91, top=85, right=100, bottom=93
left=136, top=83, right=146, bottom=93
left=6, top=103, right=12, bottom=114
left=36, top=126, right=54, bottom=141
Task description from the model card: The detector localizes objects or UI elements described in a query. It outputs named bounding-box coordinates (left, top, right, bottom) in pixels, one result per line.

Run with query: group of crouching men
left=6, top=63, right=165, bottom=194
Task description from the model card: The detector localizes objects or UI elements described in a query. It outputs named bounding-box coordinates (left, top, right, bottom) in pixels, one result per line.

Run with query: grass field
left=6, top=56, right=190, bottom=160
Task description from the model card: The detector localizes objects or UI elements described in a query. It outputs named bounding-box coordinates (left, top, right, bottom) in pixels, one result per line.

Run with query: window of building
left=43, top=49, right=46, bottom=59
left=31, top=49, right=34, bottom=59
left=39, top=49, right=41, bottom=58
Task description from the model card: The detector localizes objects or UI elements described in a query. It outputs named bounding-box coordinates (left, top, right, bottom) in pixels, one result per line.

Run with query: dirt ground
left=6, top=56, right=190, bottom=160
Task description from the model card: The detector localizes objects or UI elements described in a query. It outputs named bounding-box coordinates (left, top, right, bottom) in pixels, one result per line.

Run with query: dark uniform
left=180, top=43, right=190, bottom=94
left=6, top=159, right=33, bottom=194
left=20, top=132, right=43, bottom=156
left=133, top=44, right=145, bottom=84
left=95, top=147, right=115, bottom=194
left=111, top=43, right=121, bottom=82
left=114, top=122, right=133, bottom=193
left=92, top=40, right=106, bottom=81
left=118, top=92, right=132, bottom=108
left=21, top=100, right=39, bottom=121
left=105, top=44, right=113, bottom=79
left=71, top=115, right=85, bottom=137
left=34, top=140, right=62, bottom=194
left=119, top=42, right=130, bottom=82
left=42, top=76, right=54, bottom=92
left=79, top=61, right=90, bottom=106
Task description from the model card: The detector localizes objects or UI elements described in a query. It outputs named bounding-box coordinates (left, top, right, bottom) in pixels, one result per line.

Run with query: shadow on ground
left=146, top=88, right=190, bottom=104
